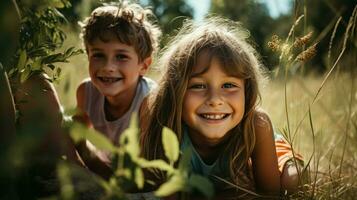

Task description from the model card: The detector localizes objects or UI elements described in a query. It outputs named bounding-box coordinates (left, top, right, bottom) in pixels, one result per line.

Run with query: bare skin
left=14, top=73, right=81, bottom=164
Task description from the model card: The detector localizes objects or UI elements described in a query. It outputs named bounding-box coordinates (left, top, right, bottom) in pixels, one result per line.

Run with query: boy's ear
left=139, top=56, right=152, bottom=75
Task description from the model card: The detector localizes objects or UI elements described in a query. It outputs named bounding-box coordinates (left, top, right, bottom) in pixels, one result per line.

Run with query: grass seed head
left=295, top=43, right=317, bottom=62
left=294, top=31, right=313, bottom=48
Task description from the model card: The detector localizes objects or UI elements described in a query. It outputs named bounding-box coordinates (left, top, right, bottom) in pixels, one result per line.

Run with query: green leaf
left=49, top=0, right=65, bottom=9
left=155, top=174, right=185, bottom=197
left=31, top=59, right=42, bottom=71
left=162, top=127, right=179, bottom=164
left=188, top=174, right=214, bottom=197
left=70, top=123, right=116, bottom=152
left=178, top=148, right=192, bottom=173
left=17, top=50, right=27, bottom=71
left=136, top=158, right=174, bottom=173
left=135, top=167, right=144, bottom=189
left=8, top=68, right=17, bottom=77
left=20, top=66, right=31, bottom=83
left=120, top=113, right=140, bottom=158
left=57, top=162, right=75, bottom=200
left=114, top=168, right=131, bottom=179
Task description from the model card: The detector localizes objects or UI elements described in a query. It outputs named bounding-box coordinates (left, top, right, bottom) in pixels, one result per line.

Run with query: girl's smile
left=199, top=113, right=230, bottom=121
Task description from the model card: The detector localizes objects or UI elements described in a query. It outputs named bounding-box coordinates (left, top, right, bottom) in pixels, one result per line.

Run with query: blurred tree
left=210, top=0, right=277, bottom=69
left=0, top=0, right=20, bottom=69
left=62, top=0, right=194, bottom=45
left=61, top=0, right=103, bottom=28
left=141, top=0, right=194, bottom=44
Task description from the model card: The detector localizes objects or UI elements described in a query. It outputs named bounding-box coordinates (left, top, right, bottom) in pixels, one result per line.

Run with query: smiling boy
left=74, top=2, right=161, bottom=176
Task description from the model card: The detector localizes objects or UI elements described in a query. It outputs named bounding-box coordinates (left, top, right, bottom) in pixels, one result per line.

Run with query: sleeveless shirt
left=180, top=129, right=256, bottom=196
left=83, top=77, right=156, bottom=144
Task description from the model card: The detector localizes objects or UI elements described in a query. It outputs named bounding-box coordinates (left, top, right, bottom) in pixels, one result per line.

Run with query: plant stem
left=338, top=64, right=355, bottom=178
left=0, top=63, right=16, bottom=124
left=11, top=0, right=22, bottom=20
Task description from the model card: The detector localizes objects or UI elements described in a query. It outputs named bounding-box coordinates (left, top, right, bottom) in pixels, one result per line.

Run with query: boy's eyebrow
left=89, top=47, right=104, bottom=52
left=89, top=48, right=131, bottom=53
left=114, top=49, right=131, bottom=53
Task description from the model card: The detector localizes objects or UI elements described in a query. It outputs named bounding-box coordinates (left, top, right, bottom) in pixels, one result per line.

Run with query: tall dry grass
left=263, top=2, right=357, bottom=198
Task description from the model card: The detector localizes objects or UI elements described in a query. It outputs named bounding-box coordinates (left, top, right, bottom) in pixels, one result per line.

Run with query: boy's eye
left=222, top=83, right=237, bottom=88
left=116, top=54, right=128, bottom=60
left=188, top=84, right=206, bottom=89
left=92, top=53, right=104, bottom=59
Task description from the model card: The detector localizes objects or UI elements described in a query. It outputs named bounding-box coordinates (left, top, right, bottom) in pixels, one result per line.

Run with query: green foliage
left=57, top=161, right=75, bottom=200
left=70, top=123, right=116, bottom=152
left=68, top=114, right=214, bottom=198
left=162, top=126, right=179, bottom=165
left=8, top=0, right=84, bottom=83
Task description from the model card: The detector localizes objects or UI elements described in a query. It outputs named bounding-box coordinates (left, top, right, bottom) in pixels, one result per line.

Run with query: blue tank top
left=180, top=128, right=256, bottom=193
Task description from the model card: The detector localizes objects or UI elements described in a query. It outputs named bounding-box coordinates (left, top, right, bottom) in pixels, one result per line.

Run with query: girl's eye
left=189, top=84, right=206, bottom=89
left=116, top=54, right=128, bottom=60
left=222, top=83, right=237, bottom=88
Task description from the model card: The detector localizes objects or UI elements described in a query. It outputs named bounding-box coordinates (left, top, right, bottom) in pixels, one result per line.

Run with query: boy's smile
left=182, top=52, right=245, bottom=147
left=87, top=36, right=149, bottom=104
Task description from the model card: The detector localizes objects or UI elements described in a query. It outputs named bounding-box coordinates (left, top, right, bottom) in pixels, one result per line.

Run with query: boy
left=75, top=1, right=161, bottom=178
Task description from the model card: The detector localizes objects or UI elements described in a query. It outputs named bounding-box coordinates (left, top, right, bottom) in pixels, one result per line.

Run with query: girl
left=141, top=17, right=303, bottom=198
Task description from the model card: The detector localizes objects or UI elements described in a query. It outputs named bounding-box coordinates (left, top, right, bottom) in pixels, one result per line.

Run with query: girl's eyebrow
left=189, top=73, right=203, bottom=78
left=190, top=66, right=210, bottom=78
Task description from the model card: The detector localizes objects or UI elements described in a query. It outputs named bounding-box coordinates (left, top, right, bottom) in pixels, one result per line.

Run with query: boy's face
left=87, top=36, right=150, bottom=100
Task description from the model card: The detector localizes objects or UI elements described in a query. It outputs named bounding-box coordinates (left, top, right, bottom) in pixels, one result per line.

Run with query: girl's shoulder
left=253, top=108, right=273, bottom=130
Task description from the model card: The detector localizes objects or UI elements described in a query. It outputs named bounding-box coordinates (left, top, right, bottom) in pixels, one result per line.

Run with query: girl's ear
left=139, top=56, right=152, bottom=76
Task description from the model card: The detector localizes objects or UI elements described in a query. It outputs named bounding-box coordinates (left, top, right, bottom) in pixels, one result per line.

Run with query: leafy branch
left=69, top=114, right=214, bottom=199
left=8, top=0, right=83, bottom=83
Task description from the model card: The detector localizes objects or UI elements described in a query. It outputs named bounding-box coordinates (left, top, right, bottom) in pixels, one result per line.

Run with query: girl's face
left=182, top=52, right=245, bottom=147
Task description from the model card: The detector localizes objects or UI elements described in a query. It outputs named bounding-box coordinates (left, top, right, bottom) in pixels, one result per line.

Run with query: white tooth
left=202, top=114, right=226, bottom=120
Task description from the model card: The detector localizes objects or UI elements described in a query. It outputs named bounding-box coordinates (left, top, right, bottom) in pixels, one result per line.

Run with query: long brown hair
left=141, top=17, right=266, bottom=186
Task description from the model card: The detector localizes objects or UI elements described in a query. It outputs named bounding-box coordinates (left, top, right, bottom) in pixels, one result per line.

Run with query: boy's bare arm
left=73, top=81, right=114, bottom=179
left=73, top=82, right=91, bottom=127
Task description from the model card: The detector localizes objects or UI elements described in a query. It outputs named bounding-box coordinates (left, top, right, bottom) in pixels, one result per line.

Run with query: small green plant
left=67, top=114, right=214, bottom=199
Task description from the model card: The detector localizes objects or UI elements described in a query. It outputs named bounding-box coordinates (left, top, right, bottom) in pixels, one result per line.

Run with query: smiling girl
left=141, top=17, right=303, bottom=198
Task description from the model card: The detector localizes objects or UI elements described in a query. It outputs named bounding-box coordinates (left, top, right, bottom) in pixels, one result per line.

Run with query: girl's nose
left=206, top=89, right=224, bottom=107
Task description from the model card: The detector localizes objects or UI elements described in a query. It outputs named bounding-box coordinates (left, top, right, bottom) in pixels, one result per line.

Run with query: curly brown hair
left=80, top=1, right=161, bottom=62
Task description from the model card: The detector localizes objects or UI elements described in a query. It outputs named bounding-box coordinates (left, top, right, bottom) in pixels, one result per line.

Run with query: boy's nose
left=206, top=89, right=224, bottom=107
left=103, top=61, right=116, bottom=71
